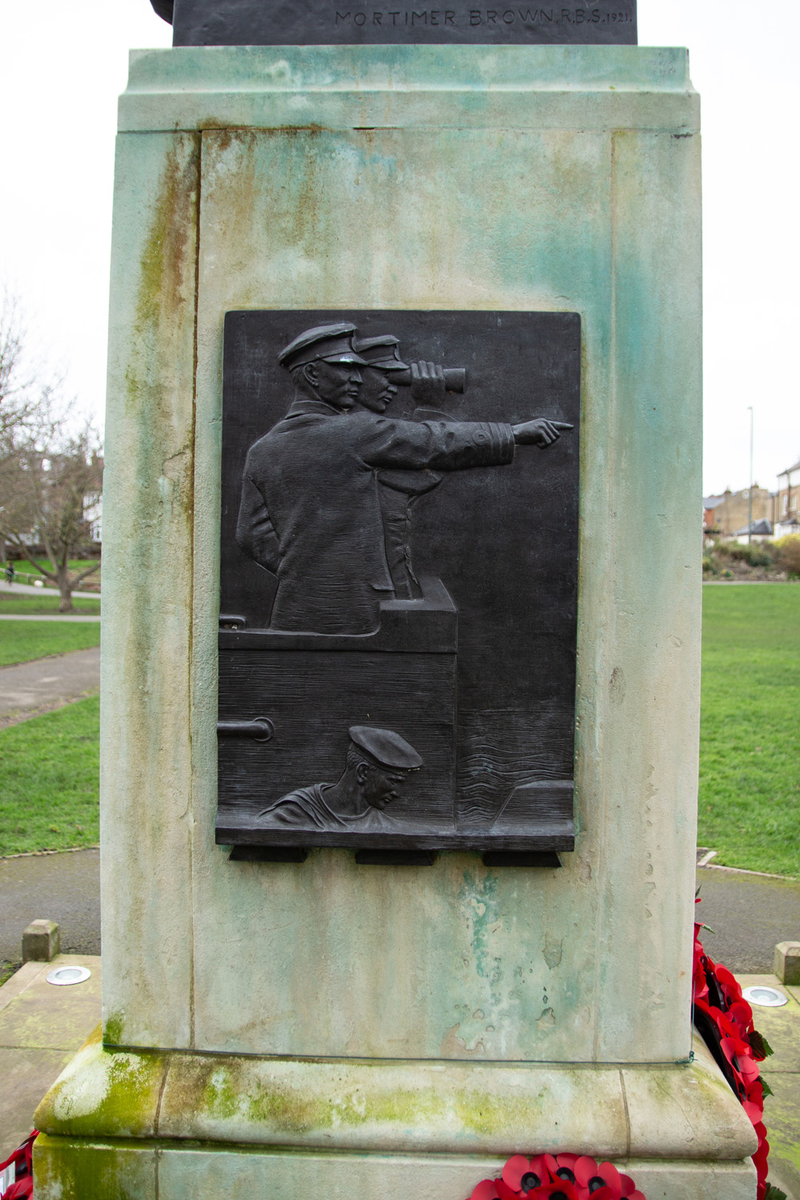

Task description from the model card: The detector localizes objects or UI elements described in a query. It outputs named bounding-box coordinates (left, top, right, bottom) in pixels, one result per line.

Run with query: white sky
left=1, top=0, right=798, bottom=495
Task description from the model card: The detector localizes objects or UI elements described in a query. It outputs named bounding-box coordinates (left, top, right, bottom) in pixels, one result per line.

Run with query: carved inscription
left=217, top=311, right=581, bottom=854
left=333, top=6, right=634, bottom=27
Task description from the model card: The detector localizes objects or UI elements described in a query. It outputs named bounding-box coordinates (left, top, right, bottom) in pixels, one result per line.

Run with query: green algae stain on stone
left=458, top=869, right=501, bottom=989
left=104, top=1011, right=125, bottom=1046
left=34, top=1133, right=158, bottom=1200
left=35, top=1040, right=167, bottom=1140
left=132, top=137, right=200, bottom=361
left=192, top=1060, right=548, bottom=1142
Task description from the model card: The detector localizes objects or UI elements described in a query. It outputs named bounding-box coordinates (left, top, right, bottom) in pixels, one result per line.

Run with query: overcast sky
left=1, top=0, right=797, bottom=495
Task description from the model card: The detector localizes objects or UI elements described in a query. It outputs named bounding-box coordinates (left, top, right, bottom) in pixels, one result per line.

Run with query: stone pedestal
left=34, top=44, right=757, bottom=1198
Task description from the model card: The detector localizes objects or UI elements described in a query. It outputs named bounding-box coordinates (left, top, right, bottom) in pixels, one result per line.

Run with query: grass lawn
left=699, top=584, right=800, bottom=877
left=0, top=696, right=99, bottom=856
left=0, top=619, right=101, bottom=667
left=7, top=558, right=100, bottom=588
left=1, top=583, right=796, bottom=870
left=0, top=592, right=101, bottom=617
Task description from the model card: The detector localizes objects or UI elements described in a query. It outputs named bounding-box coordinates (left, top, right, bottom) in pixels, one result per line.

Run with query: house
left=703, top=485, right=772, bottom=538
left=773, top=458, right=800, bottom=537
left=732, top=518, right=773, bottom=544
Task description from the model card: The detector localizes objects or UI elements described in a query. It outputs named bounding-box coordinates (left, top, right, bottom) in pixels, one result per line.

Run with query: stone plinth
left=33, top=44, right=751, bottom=1199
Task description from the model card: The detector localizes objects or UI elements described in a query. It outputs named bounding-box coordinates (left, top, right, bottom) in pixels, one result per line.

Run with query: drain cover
left=46, top=965, right=92, bottom=986
left=742, top=985, right=788, bottom=1008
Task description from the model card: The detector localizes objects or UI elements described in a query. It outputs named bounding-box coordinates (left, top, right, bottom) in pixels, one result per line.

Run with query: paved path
left=0, top=614, right=100, bottom=623
left=0, top=646, right=101, bottom=726
left=696, top=865, right=800, bottom=972
left=0, top=849, right=101, bottom=969
left=0, top=580, right=99, bottom=600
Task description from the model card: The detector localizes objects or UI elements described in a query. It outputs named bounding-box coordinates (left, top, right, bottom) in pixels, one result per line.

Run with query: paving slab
left=0, top=1047, right=74, bottom=1151
left=738, top=974, right=800, bottom=1196
left=0, top=849, right=101, bottom=970
left=0, top=954, right=101, bottom=1152
left=697, top=866, right=800, bottom=973
left=0, top=645, right=100, bottom=724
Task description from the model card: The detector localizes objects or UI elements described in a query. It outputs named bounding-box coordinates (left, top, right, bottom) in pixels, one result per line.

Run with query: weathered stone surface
left=625, top=1159, right=758, bottom=1200
left=36, top=1037, right=753, bottom=1165
left=22, top=919, right=60, bottom=963
left=119, top=45, right=696, bottom=135
left=96, top=45, right=703, bottom=1065
left=67, top=44, right=714, bottom=1200
left=35, top=1027, right=167, bottom=1139
left=774, top=941, right=800, bottom=986
left=101, top=127, right=199, bottom=1050
left=622, top=1041, right=758, bottom=1161
left=34, top=1134, right=157, bottom=1200
left=33, top=1141, right=758, bottom=1200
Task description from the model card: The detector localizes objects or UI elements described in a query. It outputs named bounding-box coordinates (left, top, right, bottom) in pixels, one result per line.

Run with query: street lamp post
left=747, top=406, right=754, bottom=544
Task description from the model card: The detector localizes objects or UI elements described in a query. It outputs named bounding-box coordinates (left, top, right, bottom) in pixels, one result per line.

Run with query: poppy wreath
left=0, top=1130, right=36, bottom=1200
left=693, top=902, right=785, bottom=1200
left=466, top=1153, right=647, bottom=1200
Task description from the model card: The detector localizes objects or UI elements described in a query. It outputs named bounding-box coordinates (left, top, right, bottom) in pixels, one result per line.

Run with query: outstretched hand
left=512, top=419, right=573, bottom=447
left=410, top=361, right=446, bottom=408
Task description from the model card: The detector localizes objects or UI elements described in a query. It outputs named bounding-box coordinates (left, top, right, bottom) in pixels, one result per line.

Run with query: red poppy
left=551, top=1154, right=582, bottom=1187
left=573, top=1158, right=633, bottom=1198
left=752, top=1121, right=770, bottom=1200
left=537, top=1183, right=581, bottom=1200
left=727, top=1000, right=754, bottom=1039
left=720, top=1035, right=761, bottom=1085
left=716, top=965, right=743, bottom=1003
left=468, top=1179, right=501, bottom=1200
left=497, top=1180, right=523, bottom=1200
left=502, top=1154, right=555, bottom=1193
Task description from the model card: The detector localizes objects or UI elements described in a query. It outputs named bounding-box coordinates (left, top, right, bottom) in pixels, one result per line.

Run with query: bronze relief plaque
left=217, top=310, right=580, bottom=854
left=157, top=0, right=637, bottom=46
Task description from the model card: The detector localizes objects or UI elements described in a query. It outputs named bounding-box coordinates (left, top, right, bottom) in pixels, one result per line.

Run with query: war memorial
left=30, top=0, right=760, bottom=1195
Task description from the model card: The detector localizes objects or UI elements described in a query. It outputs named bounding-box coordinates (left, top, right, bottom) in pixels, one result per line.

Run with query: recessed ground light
left=46, top=966, right=92, bottom=986
left=742, top=985, right=788, bottom=1008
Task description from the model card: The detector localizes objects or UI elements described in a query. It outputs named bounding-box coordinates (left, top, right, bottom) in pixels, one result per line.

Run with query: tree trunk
left=56, top=566, right=75, bottom=613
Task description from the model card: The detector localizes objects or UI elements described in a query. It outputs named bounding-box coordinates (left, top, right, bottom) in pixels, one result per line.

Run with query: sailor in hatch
left=256, top=726, right=423, bottom=832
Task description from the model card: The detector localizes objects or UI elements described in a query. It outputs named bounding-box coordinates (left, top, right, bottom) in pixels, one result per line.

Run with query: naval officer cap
left=354, top=335, right=409, bottom=372
left=278, top=323, right=369, bottom=371
left=349, top=726, right=423, bottom=770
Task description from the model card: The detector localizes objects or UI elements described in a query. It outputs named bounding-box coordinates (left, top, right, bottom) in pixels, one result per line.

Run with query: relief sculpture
left=235, top=322, right=571, bottom=635
left=258, top=725, right=424, bottom=832
left=217, top=310, right=581, bottom=856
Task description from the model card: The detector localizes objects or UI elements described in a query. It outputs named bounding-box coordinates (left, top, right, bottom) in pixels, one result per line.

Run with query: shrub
left=775, top=534, right=800, bottom=579
left=725, top=542, right=776, bottom=568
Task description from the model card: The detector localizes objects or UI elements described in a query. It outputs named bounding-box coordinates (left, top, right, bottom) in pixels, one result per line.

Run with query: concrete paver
left=0, top=645, right=100, bottom=725
left=738, top=974, right=800, bottom=1199
left=0, top=954, right=101, bottom=1151
left=0, top=849, right=100, bottom=969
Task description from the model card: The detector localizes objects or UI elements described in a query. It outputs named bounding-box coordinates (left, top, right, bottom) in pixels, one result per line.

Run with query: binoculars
left=393, top=367, right=466, bottom=393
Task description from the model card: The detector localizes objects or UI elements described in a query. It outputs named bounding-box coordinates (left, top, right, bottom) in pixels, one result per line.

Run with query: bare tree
left=0, top=292, right=103, bottom=612
left=0, top=290, right=61, bottom=442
